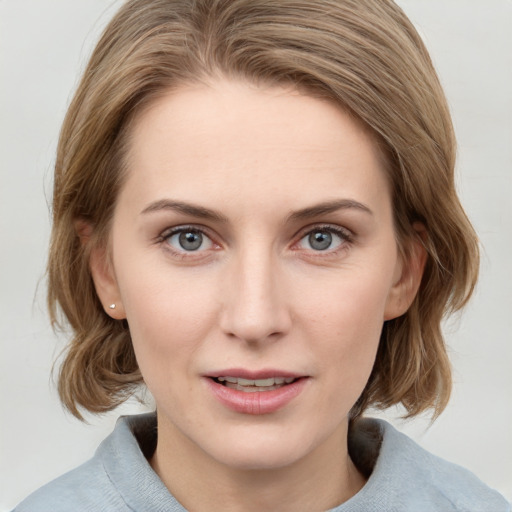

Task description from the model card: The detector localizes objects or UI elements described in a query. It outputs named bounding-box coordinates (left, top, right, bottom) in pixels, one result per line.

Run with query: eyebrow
left=140, top=199, right=229, bottom=222
left=287, top=199, right=373, bottom=222
left=140, top=198, right=372, bottom=222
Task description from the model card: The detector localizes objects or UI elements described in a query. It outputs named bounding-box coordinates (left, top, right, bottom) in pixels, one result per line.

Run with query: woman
left=14, top=0, right=510, bottom=510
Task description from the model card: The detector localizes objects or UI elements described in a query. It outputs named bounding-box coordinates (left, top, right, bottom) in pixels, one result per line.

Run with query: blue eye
left=166, top=228, right=213, bottom=252
left=298, top=228, right=345, bottom=251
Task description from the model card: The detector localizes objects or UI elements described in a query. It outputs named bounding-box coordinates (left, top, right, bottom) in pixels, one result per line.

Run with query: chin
left=201, top=423, right=321, bottom=471
left=215, top=444, right=304, bottom=472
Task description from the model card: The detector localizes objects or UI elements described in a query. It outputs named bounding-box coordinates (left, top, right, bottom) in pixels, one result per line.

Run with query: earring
left=109, top=304, right=116, bottom=310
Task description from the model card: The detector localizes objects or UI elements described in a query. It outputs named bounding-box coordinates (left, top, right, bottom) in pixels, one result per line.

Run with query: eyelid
left=157, top=224, right=221, bottom=257
left=292, top=224, right=354, bottom=252
left=161, top=224, right=203, bottom=237
left=155, top=222, right=354, bottom=259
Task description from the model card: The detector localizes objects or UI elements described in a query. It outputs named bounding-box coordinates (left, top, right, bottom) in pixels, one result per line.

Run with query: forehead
left=120, top=79, right=391, bottom=218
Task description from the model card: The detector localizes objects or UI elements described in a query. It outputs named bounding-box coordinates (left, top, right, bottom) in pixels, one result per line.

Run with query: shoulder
left=12, top=426, right=133, bottom=512
left=14, top=413, right=181, bottom=512
left=14, top=414, right=180, bottom=512
left=347, top=418, right=511, bottom=512
left=13, top=456, right=129, bottom=512
left=13, top=414, right=161, bottom=512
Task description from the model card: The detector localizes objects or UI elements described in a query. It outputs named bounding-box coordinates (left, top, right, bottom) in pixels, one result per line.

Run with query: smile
left=205, top=371, right=309, bottom=414
left=213, top=376, right=297, bottom=392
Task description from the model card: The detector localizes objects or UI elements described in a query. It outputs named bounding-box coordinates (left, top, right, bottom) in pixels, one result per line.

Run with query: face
left=92, top=79, right=420, bottom=472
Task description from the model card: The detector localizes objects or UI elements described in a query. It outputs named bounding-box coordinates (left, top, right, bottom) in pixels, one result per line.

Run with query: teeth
left=215, top=376, right=297, bottom=387
left=237, top=378, right=254, bottom=386
left=216, top=376, right=237, bottom=383
left=240, top=377, right=275, bottom=386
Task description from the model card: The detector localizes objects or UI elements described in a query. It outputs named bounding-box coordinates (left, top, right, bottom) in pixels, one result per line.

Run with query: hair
left=48, top=0, right=479, bottom=420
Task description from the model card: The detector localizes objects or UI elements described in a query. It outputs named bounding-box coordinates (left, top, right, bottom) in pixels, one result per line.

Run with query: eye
left=297, top=227, right=349, bottom=252
left=165, top=227, right=214, bottom=252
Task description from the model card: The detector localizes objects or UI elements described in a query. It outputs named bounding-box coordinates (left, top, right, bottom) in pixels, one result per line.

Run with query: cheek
left=310, top=297, right=383, bottom=381
left=115, top=262, right=220, bottom=372
left=298, top=264, right=393, bottom=338
left=296, top=266, right=393, bottom=382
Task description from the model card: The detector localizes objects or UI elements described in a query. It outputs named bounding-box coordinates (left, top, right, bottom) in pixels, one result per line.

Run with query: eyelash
left=294, top=224, right=354, bottom=256
left=156, top=223, right=354, bottom=260
left=157, top=225, right=219, bottom=260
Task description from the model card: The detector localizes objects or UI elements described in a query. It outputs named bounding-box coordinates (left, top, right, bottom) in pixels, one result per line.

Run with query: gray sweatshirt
left=14, top=413, right=510, bottom=511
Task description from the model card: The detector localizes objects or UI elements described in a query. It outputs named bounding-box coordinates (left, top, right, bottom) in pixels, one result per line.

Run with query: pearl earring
left=109, top=304, right=116, bottom=310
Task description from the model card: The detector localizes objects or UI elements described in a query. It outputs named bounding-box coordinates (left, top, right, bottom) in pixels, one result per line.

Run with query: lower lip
left=205, top=378, right=308, bottom=415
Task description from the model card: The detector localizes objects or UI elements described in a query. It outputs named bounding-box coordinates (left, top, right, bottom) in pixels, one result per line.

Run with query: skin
left=90, top=79, right=425, bottom=511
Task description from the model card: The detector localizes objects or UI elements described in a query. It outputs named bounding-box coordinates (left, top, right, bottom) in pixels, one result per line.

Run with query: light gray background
left=1, top=1, right=511, bottom=509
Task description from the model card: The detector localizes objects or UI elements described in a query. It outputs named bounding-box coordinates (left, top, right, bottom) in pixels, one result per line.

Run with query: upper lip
left=206, top=368, right=306, bottom=380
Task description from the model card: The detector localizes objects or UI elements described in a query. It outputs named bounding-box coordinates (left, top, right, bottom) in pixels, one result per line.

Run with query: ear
left=74, top=219, right=126, bottom=320
left=384, top=223, right=427, bottom=321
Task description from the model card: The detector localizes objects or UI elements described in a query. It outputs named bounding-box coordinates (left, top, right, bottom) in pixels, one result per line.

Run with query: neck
left=150, top=414, right=366, bottom=512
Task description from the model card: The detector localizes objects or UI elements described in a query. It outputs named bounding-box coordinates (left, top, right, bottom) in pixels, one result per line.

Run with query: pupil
left=309, top=231, right=332, bottom=251
left=179, top=231, right=202, bottom=251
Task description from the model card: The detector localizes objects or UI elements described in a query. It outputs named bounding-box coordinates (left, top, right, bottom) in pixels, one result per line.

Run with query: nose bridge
left=220, top=242, right=290, bottom=343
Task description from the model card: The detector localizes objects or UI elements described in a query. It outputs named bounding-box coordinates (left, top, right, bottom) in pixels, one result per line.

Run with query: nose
left=219, top=248, right=292, bottom=344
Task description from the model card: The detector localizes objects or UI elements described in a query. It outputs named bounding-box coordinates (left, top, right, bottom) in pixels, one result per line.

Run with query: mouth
left=205, top=371, right=309, bottom=414
left=211, top=376, right=299, bottom=393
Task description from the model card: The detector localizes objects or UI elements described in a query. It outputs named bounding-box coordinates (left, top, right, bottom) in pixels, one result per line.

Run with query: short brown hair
left=48, top=0, right=479, bottom=419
